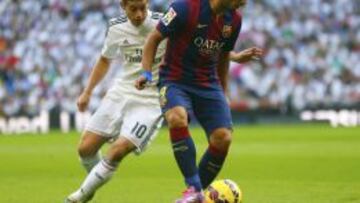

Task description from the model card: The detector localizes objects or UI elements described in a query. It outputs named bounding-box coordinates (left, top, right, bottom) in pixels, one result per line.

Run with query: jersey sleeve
left=223, top=20, right=242, bottom=52
left=101, top=27, right=120, bottom=59
left=156, top=1, right=189, bottom=37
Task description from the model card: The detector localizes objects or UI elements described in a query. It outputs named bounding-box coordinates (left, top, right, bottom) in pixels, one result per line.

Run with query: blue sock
left=170, top=127, right=202, bottom=191
left=185, top=174, right=202, bottom=192
left=199, top=144, right=228, bottom=189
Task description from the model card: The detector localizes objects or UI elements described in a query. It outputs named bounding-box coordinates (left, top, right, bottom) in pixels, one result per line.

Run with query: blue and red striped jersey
left=157, top=0, right=242, bottom=90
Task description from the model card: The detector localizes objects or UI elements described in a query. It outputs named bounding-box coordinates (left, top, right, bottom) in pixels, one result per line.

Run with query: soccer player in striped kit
left=136, top=0, right=261, bottom=202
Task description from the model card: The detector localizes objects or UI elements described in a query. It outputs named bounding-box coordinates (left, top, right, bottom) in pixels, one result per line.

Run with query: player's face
left=122, top=0, right=148, bottom=27
left=225, top=0, right=247, bottom=9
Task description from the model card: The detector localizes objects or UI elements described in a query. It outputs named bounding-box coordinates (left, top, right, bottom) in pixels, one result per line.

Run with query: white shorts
left=85, top=95, right=163, bottom=154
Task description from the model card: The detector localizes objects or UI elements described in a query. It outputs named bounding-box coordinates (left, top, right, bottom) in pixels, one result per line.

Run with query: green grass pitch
left=0, top=124, right=359, bottom=203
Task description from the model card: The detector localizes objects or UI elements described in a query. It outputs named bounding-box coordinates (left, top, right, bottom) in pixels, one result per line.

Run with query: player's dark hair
left=121, top=0, right=148, bottom=6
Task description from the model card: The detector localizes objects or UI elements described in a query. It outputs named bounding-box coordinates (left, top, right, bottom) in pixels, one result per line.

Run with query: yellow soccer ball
left=204, top=179, right=242, bottom=203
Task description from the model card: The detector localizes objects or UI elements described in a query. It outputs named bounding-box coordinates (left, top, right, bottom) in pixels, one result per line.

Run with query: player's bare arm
left=230, top=47, right=263, bottom=63
left=135, top=29, right=164, bottom=90
left=77, top=56, right=111, bottom=112
left=217, top=51, right=231, bottom=93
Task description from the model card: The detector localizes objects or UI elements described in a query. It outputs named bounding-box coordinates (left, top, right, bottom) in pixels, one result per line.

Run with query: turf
left=0, top=124, right=359, bottom=203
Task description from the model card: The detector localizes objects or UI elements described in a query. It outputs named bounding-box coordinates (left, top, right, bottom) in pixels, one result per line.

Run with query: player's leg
left=65, top=137, right=135, bottom=203
left=78, top=131, right=108, bottom=173
left=67, top=137, right=136, bottom=203
left=66, top=98, right=125, bottom=202
left=66, top=101, right=162, bottom=203
left=77, top=97, right=124, bottom=172
left=193, top=92, right=233, bottom=189
left=89, top=101, right=163, bottom=190
left=200, top=127, right=232, bottom=188
left=161, top=85, right=203, bottom=192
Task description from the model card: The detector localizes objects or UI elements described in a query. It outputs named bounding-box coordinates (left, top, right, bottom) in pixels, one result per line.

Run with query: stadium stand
left=0, top=0, right=359, bottom=117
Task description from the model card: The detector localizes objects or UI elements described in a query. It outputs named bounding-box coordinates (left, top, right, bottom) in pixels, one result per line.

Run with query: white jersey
left=101, top=11, right=166, bottom=104
left=85, top=11, right=165, bottom=153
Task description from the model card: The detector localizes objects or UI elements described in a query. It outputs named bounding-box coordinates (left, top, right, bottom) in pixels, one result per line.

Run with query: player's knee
left=78, top=131, right=105, bottom=158
left=107, top=148, right=126, bottom=163
left=166, top=107, right=188, bottom=128
left=77, top=143, right=98, bottom=158
left=107, top=139, right=135, bottom=162
left=210, top=128, right=232, bottom=150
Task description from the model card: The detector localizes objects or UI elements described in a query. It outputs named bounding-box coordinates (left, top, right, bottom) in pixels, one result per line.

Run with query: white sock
left=80, top=152, right=101, bottom=173
left=77, top=159, right=117, bottom=199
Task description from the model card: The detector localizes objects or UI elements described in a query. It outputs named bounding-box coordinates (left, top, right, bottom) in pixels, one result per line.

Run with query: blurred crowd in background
left=0, top=0, right=359, bottom=117
left=230, top=0, right=360, bottom=112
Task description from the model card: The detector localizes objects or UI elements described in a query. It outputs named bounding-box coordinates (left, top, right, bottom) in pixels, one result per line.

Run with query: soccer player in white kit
left=65, top=0, right=166, bottom=202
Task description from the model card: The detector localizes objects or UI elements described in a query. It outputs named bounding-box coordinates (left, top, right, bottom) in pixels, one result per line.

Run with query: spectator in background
left=230, top=0, right=359, bottom=112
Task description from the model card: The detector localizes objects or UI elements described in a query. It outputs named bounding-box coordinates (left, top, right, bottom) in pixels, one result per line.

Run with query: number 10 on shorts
left=131, top=122, right=147, bottom=138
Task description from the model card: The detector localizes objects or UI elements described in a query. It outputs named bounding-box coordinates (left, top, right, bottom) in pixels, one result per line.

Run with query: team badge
left=159, top=86, right=168, bottom=107
left=222, top=25, right=232, bottom=38
left=162, top=7, right=177, bottom=26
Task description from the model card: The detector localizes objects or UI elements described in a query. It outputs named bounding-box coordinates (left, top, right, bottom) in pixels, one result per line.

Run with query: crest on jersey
left=159, top=86, right=168, bottom=107
left=162, top=7, right=177, bottom=26
left=123, top=39, right=129, bottom=45
left=222, top=25, right=232, bottom=38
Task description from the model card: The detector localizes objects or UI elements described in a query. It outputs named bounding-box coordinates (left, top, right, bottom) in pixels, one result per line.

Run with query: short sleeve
left=156, top=0, right=189, bottom=37
left=101, top=27, right=120, bottom=59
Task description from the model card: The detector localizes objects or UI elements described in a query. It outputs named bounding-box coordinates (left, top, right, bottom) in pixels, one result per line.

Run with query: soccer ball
left=204, top=179, right=242, bottom=203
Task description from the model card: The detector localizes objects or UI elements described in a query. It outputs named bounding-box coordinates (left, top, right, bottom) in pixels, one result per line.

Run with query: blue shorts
left=159, top=83, right=233, bottom=135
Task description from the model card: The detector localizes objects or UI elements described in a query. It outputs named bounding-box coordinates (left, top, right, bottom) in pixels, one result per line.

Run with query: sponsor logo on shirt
left=194, top=37, right=225, bottom=55
left=124, top=49, right=162, bottom=63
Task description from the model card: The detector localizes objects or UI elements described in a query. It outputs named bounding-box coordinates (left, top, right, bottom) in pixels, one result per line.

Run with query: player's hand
left=135, top=71, right=152, bottom=90
left=232, top=47, right=263, bottom=63
left=77, top=91, right=91, bottom=112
